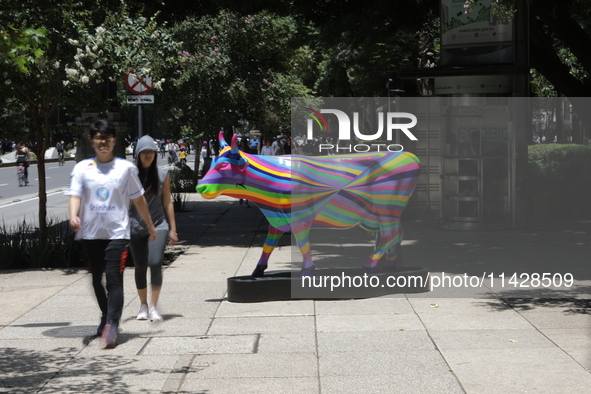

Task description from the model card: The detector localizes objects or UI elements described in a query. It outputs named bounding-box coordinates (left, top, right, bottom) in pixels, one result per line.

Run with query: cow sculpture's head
left=196, top=131, right=249, bottom=198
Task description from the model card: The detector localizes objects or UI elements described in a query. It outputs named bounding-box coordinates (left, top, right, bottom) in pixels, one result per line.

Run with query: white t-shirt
left=271, top=140, right=281, bottom=155
left=65, top=158, right=144, bottom=240
left=261, top=145, right=274, bottom=156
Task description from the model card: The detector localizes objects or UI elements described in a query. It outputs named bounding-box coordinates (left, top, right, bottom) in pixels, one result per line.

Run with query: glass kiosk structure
left=439, top=99, right=513, bottom=230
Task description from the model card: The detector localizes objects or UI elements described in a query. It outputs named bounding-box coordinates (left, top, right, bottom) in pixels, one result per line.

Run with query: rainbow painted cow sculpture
left=196, top=132, right=421, bottom=277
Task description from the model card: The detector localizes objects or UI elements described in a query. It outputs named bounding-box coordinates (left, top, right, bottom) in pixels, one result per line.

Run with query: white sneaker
left=149, top=307, right=163, bottom=322
left=136, top=304, right=149, bottom=320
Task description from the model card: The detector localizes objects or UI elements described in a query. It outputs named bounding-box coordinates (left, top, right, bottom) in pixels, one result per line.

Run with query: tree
left=63, top=9, right=182, bottom=110
left=0, top=1, right=91, bottom=264
left=461, top=0, right=591, bottom=136
left=0, top=1, right=182, bottom=266
left=291, top=0, right=439, bottom=97
left=168, top=11, right=312, bottom=144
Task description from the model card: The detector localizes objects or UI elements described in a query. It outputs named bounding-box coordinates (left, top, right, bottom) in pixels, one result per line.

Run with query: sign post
left=125, top=71, right=154, bottom=137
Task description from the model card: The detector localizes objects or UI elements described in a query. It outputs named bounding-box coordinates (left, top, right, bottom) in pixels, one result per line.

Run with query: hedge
left=528, top=144, right=591, bottom=219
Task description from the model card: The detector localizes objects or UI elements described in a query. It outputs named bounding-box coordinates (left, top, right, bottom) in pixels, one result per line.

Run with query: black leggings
left=129, top=229, right=169, bottom=290
left=84, top=239, right=129, bottom=324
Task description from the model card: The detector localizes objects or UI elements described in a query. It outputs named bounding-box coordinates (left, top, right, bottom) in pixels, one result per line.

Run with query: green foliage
left=528, top=143, right=591, bottom=163
left=0, top=25, right=51, bottom=73
left=169, top=169, right=193, bottom=212
left=167, top=11, right=312, bottom=141
left=62, top=7, right=183, bottom=115
left=528, top=144, right=591, bottom=218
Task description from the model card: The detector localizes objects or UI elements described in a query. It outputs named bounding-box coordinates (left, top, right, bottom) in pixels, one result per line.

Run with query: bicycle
left=16, top=164, right=26, bottom=187
left=58, top=151, right=65, bottom=166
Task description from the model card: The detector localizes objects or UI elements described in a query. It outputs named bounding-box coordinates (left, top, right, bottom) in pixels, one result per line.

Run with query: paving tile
left=320, top=373, right=463, bottom=394
left=185, top=352, right=318, bottom=379
left=256, top=332, right=317, bottom=354
left=316, top=313, right=425, bottom=332
left=140, top=334, right=258, bottom=356
left=215, top=300, right=314, bottom=317
left=207, top=315, right=315, bottom=335
left=315, top=298, right=414, bottom=315
left=180, top=377, right=319, bottom=393
left=317, top=330, right=434, bottom=354
left=442, top=348, right=591, bottom=393
left=408, top=298, right=533, bottom=330
left=429, top=329, right=555, bottom=349
left=517, top=310, right=591, bottom=329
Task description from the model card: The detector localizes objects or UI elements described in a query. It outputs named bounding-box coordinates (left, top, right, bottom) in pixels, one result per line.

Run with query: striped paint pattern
left=197, top=133, right=421, bottom=276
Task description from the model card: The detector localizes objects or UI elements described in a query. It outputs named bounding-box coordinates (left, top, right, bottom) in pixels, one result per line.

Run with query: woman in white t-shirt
left=65, top=120, right=157, bottom=349
left=260, top=140, right=274, bottom=156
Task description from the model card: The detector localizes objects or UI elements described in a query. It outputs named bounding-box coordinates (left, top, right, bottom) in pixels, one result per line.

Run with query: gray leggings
left=130, top=229, right=169, bottom=289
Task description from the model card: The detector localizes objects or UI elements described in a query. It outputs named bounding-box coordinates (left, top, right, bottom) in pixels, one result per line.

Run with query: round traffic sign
left=125, top=71, right=153, bottom=94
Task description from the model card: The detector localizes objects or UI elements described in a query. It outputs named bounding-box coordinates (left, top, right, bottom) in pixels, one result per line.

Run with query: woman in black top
left=282, top=137, right=292, bottom=155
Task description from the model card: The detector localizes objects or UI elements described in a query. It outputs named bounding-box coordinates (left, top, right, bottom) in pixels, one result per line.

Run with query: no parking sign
left=125, top=71, right=153, bottom=94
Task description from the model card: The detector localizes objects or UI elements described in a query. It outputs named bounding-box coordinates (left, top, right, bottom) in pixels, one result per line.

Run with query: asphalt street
left=0, top=152, right=195, bottom=229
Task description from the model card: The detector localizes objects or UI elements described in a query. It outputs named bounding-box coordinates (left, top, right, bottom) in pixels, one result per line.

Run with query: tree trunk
left=529, top=7, right=591, bottom=137
left=31, top=106, right=50, bottom=267
left=36, top=113, right=49, bottom=267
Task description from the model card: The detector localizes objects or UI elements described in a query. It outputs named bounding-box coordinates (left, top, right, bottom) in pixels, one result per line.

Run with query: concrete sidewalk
left=1, top=193, right=590, bottom=393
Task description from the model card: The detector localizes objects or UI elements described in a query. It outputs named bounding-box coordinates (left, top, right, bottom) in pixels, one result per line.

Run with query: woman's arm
left=132, top=196, right=158, bottom=241
left=162, top=174, right=178, bottom=245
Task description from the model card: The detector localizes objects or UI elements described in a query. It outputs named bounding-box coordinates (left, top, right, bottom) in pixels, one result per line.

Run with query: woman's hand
left=168, top=230, right=178, bottom=246
left=148, top=225, right=158, bottom=241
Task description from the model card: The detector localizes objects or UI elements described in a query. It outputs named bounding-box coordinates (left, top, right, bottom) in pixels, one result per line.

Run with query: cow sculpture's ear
left=230, top=134, right=239, bottom=154
left=218, top=130, right=228, bottom=148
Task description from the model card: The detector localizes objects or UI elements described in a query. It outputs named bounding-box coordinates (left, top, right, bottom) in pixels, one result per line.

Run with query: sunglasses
left=92, top=135, right=114, bottom=142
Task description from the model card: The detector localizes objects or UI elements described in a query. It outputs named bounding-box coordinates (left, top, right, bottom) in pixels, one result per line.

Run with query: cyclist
left=167, top=141, right=178, bottom=165
left=15, top=143, right=30, bottom=185
left=178, top=148, right=187, bottom=166
left=57, top=141, right=65, bottom=166
left=159, top=140, right=166, bottom=159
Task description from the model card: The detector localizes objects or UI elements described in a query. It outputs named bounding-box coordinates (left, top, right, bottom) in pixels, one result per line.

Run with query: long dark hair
left=137, top=152, right=159, bottom=196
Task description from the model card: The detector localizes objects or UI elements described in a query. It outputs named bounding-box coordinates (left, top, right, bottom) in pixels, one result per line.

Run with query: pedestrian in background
left=130, top=136, right=178, bottom=322
left=248, top=135, right=260, bottom=154
left=282, top=137, right=292, bottom=155
left=260, top=140, right=274, bottom=156
left=239, top=137, right=250, bottom=207
left=15, top=142, right=30, bottom=184
left=66, top=120, right=157, bottom=348
left=271, top=137, right=282, bottom=155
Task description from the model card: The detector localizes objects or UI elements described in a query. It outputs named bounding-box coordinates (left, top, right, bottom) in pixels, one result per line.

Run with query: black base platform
left=227, top=267, right=430, bottom=303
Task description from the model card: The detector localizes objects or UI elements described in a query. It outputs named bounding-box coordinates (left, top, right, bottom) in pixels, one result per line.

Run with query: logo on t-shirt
left=96, top=187, right=110, bottom=202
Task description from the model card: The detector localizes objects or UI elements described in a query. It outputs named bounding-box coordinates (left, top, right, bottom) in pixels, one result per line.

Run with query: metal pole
left=138, top=104, right=143, bottom=137
left=387, top=79, right=391, bottom=118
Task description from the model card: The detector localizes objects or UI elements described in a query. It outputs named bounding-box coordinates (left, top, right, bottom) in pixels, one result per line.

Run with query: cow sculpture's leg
left=293, top=228, right=314, bottom=276
left=252, top=226, right=284, bottom=277
left=383, top=242, right=401, bottom=269
left=383, top=227, right=405, bottom=269
left=363, top=220, right=402, bottom=273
